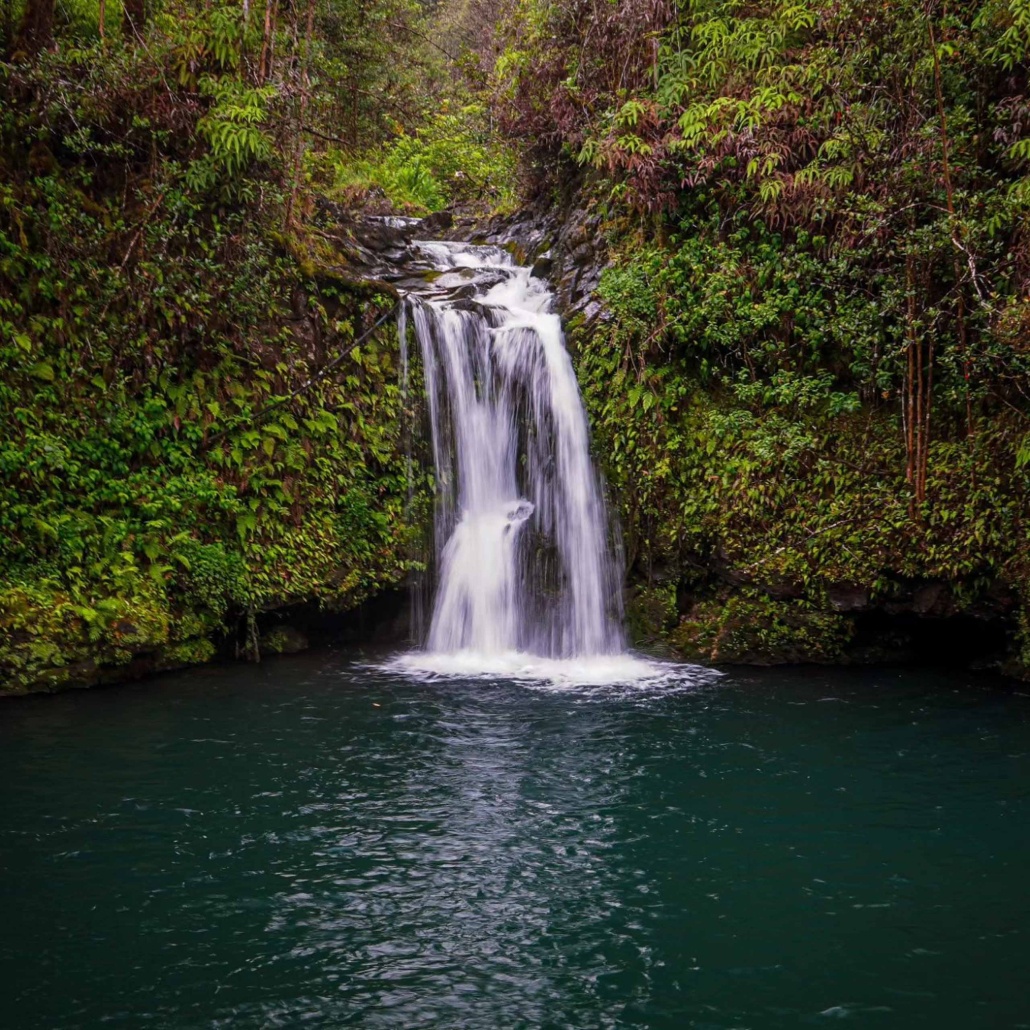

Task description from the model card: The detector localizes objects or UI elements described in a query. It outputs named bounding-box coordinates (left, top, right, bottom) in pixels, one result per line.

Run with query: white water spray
left=389, top=238, right=681, bottom=685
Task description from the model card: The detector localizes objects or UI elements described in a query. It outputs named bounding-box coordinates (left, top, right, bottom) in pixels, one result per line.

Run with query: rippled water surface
left=2, top=651, right=1029, bottom=1028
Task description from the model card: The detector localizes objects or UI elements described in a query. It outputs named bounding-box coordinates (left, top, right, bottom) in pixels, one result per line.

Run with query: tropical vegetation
left=496, top=0, right=1030, bottom=667
left=0, top=0, right=506, bottom=690
left=7, top=0, right=1030, bottom=690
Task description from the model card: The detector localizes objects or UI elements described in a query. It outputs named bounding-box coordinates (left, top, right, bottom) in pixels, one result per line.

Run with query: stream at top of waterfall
left=1, top=649, right=1029, bottom=1029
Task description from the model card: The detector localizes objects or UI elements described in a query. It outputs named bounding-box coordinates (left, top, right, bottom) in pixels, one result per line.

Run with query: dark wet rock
left=881, top=580, right=959, bottom=618
left=827, top=583, right=871, bottom=612
left=390, top=274, right=442, bottom=293
left=421, top=210, right=454, bottom=233
left=357, top=222, right=412, bottom=253
left=260, top=626, right=310, bottom=655
left=576, top=300, right=605, bottom=327
left=912, top=582, right=953, bottom=617
left=507, top=500, right=535, bottom=523
left=449, top=298, right=494, bottom=317
left=571, top=242, right=595, bottom=265
left=317, top=215, right=425, bottom=281
left=56, top=658, right=99, bottom=687
left=531, top=252, right=554, bottom=278
left=413, top=267, right=512, bottom=303
left=477, top=271, right=513, bottom=291
left=433, top=269, right=478, bottom=288
left=445, top=283, right=481, bottom=300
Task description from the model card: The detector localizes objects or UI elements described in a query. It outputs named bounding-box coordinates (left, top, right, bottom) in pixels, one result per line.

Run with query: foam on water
left=380, top=650, right=720, bottom=692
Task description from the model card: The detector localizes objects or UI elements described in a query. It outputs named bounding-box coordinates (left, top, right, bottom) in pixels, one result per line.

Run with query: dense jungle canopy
left=5, top=0, right=1030, bottom=691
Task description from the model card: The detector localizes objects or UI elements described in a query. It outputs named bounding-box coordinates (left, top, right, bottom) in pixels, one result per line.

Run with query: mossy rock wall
left=549, top=198, right=1030, bottom=677
left=1, top=191, right=421, bottom=695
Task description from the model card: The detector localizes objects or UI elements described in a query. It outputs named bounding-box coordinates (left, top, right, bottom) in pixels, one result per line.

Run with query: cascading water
left=389, top=235, right=672, bottom=684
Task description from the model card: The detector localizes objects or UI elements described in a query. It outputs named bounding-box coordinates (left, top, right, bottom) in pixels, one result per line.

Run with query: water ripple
left=1, top=656, right=1028, bottom=1028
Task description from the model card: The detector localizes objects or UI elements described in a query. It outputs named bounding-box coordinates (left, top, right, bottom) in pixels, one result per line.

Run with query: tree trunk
left=13, top=0, right=54, bottom=57
left=122, top=0, right=145, bottom=41
left=285, top=0, right=317, bottom=227
left=258, top=0, right=278, bottom=84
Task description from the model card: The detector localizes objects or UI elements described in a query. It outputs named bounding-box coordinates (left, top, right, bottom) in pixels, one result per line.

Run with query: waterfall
left=389, top=236, right=668, bottom=684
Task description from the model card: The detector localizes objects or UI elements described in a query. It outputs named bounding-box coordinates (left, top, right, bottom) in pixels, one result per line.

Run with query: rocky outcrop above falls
left=323, top=197, right=614, bottom=335
left=465, top=204, right=613, bottom=334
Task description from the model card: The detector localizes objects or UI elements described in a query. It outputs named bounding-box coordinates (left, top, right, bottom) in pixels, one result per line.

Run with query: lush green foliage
left=10, top=0, right=1030, bottom=683
left=0, top=159, right=420, bottom=689
left=0, top=0, right=472, bottom=691
left=326, top=104, right=519, bottom=213
left=497, top=0, right=1030, bottom=666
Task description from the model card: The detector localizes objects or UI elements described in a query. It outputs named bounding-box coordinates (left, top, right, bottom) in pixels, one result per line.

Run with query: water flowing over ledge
left=382, top=234, right=707, bottom=687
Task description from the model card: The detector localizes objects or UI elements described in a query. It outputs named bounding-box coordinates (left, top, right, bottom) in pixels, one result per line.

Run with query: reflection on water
left=1, top=650, right=1029, bottom=1029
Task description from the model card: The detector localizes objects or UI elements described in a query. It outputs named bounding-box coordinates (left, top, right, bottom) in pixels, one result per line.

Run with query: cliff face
left=496, top=194, right=1026, bottom=676
left=479, top=0, right=1030, bottom=677
left=0, top=208, right=419, bottom=696
left=7, top=190, right=1027, bottom=698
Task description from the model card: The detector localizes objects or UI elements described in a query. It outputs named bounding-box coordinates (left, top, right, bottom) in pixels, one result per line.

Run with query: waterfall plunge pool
left=2, top=648, right=1028, bottom=1029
